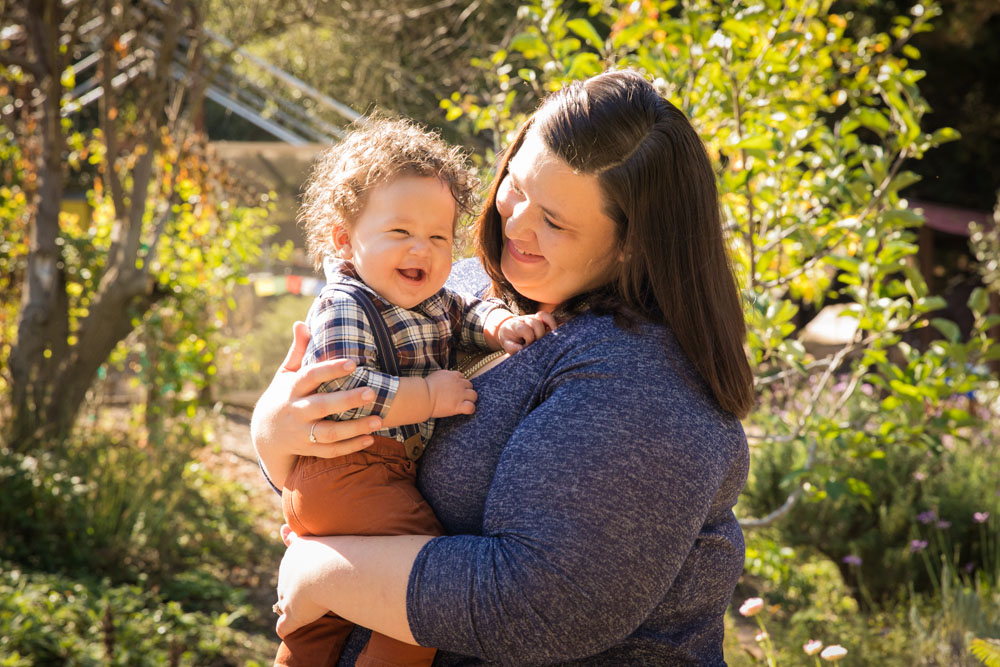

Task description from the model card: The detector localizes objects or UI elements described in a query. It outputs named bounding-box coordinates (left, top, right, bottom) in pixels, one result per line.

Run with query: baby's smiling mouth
left=398, top=268, right=426, bottom=282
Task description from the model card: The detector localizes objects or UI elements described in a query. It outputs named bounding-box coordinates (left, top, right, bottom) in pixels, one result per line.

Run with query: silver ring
left=309, top=422, right=319, bottom=444
left=272, top=601, right=282, bottom=615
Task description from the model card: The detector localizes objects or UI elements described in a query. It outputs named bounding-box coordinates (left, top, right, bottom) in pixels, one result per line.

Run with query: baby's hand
left=497, top=311, right=557, bottom=354
left=425, top=369, right=477, bottom=418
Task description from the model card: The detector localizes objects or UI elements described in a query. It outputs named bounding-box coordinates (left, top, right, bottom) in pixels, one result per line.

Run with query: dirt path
left=196, top=404, right=287, bottom=640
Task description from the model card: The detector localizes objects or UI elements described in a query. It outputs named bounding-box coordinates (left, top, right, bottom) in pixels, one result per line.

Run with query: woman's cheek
left=495, top=179, right=515, bottom=219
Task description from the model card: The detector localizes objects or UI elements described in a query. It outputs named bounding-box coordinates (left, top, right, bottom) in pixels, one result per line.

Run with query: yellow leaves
left=60, top=67, right=75, bottom=90
left=829, top=14, right=847, bottom=29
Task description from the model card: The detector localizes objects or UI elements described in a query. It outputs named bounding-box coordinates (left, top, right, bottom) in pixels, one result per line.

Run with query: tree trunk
left=6, top=0, right=188, bottom=452
left=7, top=0, right=71, bottom=451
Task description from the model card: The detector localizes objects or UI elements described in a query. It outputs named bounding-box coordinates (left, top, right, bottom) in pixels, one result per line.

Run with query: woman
left=253, top=69, right=755, bottom=665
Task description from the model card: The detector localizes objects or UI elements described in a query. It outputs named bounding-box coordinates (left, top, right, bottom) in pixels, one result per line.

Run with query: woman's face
left=496, top=130, right=621, bottom=312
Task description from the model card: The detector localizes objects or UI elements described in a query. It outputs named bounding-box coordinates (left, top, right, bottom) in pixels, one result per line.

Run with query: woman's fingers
left=278, top=321, right=311, bottom=374
left=298, top=385, right=376, bottom=423
left=308, top=434, right=377, bottom=459
left=293, top=358, right=358, bottom=398
left=275, top=537, right=333, bottom=638
left=300, top=414, right=380, bottom=459
left=280, top=524, right=297, bottom=547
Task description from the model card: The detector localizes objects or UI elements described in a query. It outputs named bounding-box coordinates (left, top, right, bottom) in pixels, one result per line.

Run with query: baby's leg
left=277, top=451, right=394, bottom=667
left=352, top=446, right=444, bottom=667
left=280, top=438, right=445, bottom=667
left=275, top=618, right=353, bottom=667
left=356, top=632, right=437, bottom=667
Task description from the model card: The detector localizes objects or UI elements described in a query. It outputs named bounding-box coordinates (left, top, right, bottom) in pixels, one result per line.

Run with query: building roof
left=912, top=199, right=994, bottom=236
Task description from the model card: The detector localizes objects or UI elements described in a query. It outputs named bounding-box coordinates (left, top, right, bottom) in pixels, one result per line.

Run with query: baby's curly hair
left=299, top=116, right=480, bottom=269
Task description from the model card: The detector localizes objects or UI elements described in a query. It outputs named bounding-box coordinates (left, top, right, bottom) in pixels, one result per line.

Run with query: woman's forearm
left=251, top=417, right=298, bottom=490
left=277, top=534, right=434, bottom=643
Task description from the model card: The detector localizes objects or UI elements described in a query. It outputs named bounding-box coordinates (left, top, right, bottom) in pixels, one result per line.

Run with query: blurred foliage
left=834, top=0, right=1000, bottom=210
left=0, top=124, right=289, bottom=441
left=214, top=293, right=315, bottom=393
left=0, top=134, right=28, bottom=409
left=0, top=561, right=271, bottom=666
left=0, top=4, right=288, bottom=660
left=969, top=196, right=1000, bottom=293
left=201, top=0, right=518, bottom=144
left=0, top=412, right=280, bottom=581
left=0, top=408, right=283, bottom=664
left=733, top=434, right=1000, bottom=666
left=0, top=0, right=296, bottom=446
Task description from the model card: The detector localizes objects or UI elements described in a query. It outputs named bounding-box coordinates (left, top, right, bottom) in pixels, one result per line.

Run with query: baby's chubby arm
left=381, top=371, right=477, bottom=427
left=492, top=310, right=558, bottom=354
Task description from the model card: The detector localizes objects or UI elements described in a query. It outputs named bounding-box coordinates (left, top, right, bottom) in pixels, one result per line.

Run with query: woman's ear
left=332, top=225, right=353, bottom=259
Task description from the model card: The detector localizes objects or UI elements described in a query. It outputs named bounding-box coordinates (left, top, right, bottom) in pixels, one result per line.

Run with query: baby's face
left=334, top=176, right=456, bottom=309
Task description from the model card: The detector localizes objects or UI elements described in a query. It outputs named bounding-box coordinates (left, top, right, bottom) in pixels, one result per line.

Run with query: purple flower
left=964, top=562, right=975, bottom=573
left=842, top=555, right=862, bottom=566
left=917, top=510, right=936, bottom=524
left=974, top=512, right=990, bottom=524
left=910, top=539, right=928, bottom=553
left=913, top=471, right=927, bottom=481
left=936, top=520, right=951, bottom=529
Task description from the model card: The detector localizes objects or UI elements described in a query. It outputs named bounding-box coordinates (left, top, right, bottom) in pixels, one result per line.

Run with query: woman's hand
left=274, top=527, right=333, bottom=637
left=251, top=321, right=383, bottom=488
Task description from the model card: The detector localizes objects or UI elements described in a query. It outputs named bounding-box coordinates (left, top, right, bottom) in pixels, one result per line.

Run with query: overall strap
left=332, top=286, right=425, bottom=460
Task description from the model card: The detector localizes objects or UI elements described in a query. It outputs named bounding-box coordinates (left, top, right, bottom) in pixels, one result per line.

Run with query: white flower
left=821, top=645, right=848, bottom=661
left=803, top=639, right=824, bottom=655
left=739, top=597, right=764, bottom=617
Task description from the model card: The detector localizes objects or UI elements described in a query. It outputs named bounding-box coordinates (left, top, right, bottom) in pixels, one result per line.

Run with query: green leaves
left=566, top=18, right=604, bottom=52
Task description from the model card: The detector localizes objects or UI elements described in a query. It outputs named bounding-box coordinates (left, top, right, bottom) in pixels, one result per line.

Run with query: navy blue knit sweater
left=336, top=259, right=748, bottom=666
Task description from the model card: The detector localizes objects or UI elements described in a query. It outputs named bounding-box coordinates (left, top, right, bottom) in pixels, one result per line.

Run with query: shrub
left=0, top=413, right=281, bottom=582
left=0, top=563, right=269, bottom=666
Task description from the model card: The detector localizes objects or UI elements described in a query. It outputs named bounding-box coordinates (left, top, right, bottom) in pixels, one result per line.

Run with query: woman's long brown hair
left=476, top=70, right=755, bottom=419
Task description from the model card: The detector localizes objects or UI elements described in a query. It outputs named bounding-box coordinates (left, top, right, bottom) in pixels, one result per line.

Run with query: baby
left=275, top=117, right=552, bottom=667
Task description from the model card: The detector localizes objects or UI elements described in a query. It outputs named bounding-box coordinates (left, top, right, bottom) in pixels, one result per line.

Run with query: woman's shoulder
left=445, top=257, right=491, bottom=298
left=550, top=311, right=677, bottom=361
left=546, top=312, right=738, bottom=421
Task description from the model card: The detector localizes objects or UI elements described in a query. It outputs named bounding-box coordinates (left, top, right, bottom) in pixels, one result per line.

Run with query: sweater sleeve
left=406, top=334, right=738, bottom=664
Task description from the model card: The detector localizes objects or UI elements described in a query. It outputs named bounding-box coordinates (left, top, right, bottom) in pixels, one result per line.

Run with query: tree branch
left=99, top=4, right=128, bottom=252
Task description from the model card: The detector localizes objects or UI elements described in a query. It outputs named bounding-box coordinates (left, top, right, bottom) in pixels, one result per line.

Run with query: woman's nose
left=504, top=204, right=534, bottom=241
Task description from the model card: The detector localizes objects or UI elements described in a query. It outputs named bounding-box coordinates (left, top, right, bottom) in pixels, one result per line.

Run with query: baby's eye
left=390, top=228, right=409, bottom=236
left=431, top=235, right=450, bottom=242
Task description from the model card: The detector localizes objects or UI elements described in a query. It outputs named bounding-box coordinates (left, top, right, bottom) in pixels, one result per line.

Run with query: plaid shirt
left=304, top=260, right=502, bottom=443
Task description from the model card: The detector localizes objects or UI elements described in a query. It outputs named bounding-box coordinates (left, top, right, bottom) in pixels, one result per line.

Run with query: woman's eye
left=543, top=216, right=563, bottom=231
left=508, top=178, right=523, bottom=195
